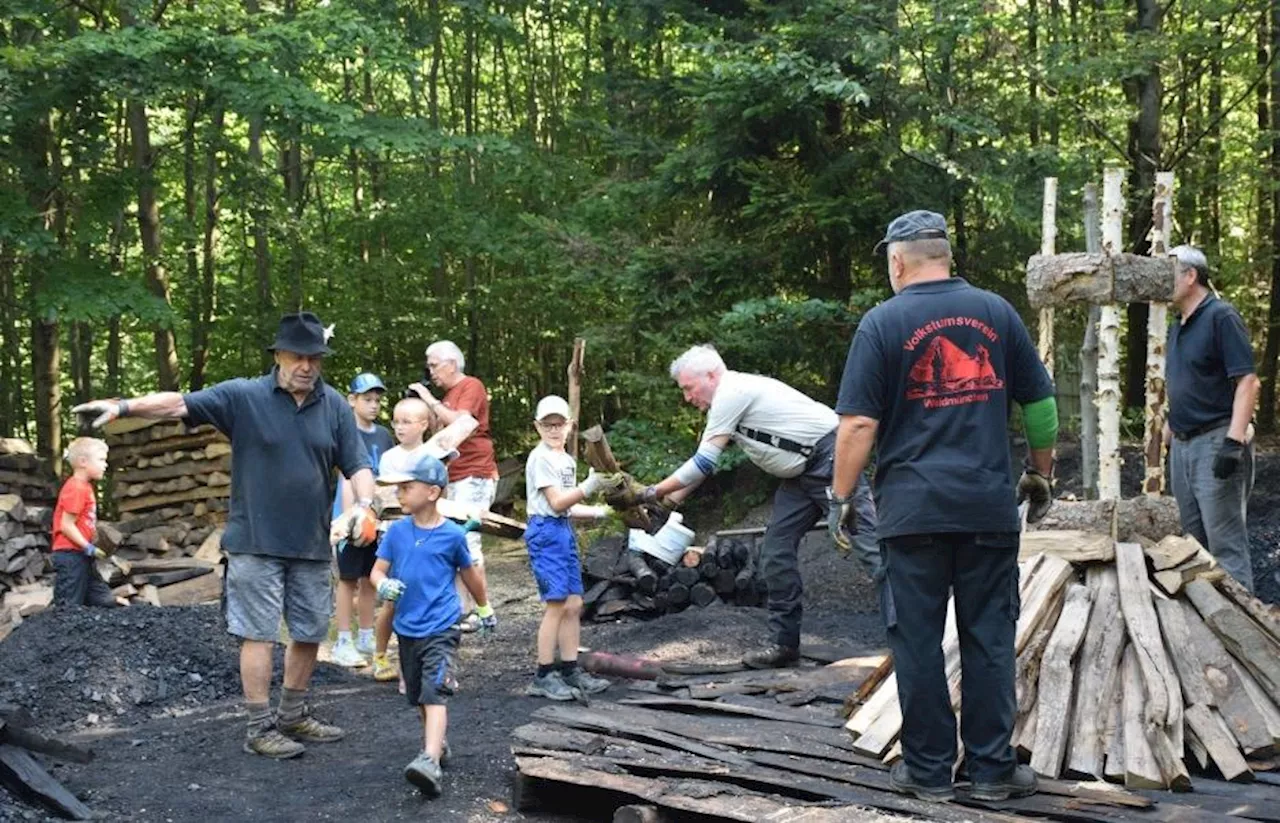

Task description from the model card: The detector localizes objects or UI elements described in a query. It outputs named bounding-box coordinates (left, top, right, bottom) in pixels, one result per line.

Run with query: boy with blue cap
left=331, top=372, right=396, bottom=667
left=370, top=451, right=495, bottom=797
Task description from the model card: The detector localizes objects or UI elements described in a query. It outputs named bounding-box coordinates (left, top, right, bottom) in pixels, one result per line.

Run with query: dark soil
left=0, top=515, right=885, bottom=822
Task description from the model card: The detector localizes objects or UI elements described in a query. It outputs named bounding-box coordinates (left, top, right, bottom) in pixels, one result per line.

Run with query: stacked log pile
left=0, top=440, right=58, bottom=638
left=581, top=534, right=768, bottom=620
left=846, top=530, right=1280, bottom=789
left=103, top=418, right=231, bottom=522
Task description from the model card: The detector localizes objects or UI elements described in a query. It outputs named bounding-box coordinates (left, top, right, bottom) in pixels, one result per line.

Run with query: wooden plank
left=1232, top=660, right=1280, bottom=746
left=1185, top=578, right=1280, bottom=705
left=0, top=724, right=93, bottom=765
left=1103, top=678, right=1126, bottom=784
left=1015, top=554, right=1075, bottom=653
left=1120, top=646, right=1163, bottom=789
left=846, top=673, right=896, bottom=738
left=0, top=743, right=93, bottom=820
left=1217, top=574, right=1280, bottom=646
left=117, top=485, right=227, bottom=513
left=1018, top=530, right=1114, bottom=563
left=129, top=567, right=212, bottom=588
left=1113, top=542, right=1182, bottom=733
left=1182, top=601, right=1274, bottom=755
left=1155, top=597, right=1214, bottom=707
left=1065, top=566, right=1127, bottom=779
left=1184, top=704, right=1253, bottom=782
left=1031, top=583, right=1093, bottom=777
left=1144, top=535, right=1202, bottom=571
left=116, top=456, right=231, bottom=485
left=154, top=572, right=223, bottom=606
left=616, top=696, right=844, bottom=728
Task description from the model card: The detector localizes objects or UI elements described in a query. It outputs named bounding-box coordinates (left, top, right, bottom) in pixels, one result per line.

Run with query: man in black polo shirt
left=831, top=211, right=1057, bottom=802
left=1164, top=246, right=1260, bottom=592
left=74, top=312, right=377, bottom=759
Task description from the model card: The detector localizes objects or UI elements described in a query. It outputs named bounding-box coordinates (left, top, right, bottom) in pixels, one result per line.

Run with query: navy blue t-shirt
left=1166, top=296, right=1255, bottom=435
left=836, top=278, right=1055, bottom=539
left=184, top=370, right=371, bottom=561
left=376, top=517, right=472, bottom=638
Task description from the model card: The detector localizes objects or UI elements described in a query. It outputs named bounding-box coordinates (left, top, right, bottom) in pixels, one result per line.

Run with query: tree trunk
left=1039, top=178, right=1057, bottom=378
left=0, top=248, right=22, bottom=437
left=182, top=94, right=201, bottom=388
left=1122, top=0, right=1163, bottom=410
left=1204, top=19, right=1223, bottom=259
left=245, top=0, right=273, bottom=365
left=1099, top=168, right=1126, bottom=501
left=1144, top=172, right=1173, bottom=497
left=1080, top=184, right=1102, bottom=499
left=1261, top=3, right=1280, bottom=432
left=69, top=323, right=93, bottom=405
left=190, top=105, right=223, bottom=391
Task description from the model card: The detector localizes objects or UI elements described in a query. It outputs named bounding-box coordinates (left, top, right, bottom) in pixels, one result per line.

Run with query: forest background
left=4, top=0, right=1280, bottom=491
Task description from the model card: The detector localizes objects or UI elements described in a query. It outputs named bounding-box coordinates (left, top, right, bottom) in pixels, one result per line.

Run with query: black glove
left=1016, top=466, right=1053, bottom=524
left=1212, top=437, right=1245, bottom=479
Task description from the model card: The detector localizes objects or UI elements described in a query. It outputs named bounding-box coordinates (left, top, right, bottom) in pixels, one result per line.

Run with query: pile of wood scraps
left=848, top=531, right=1280, bottom=792
left=0, top=703, right=93, bottom=820
left=514, top=649, right=1279, bottom=821
left=0, top=440, right=59, bottom=639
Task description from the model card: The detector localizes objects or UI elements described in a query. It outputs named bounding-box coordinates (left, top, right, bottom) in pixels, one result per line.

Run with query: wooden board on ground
left=1184, top=704, right=1253, bottom=782
left=1018, top=530, right=1114, bottom=563
left=155, top=572, right=223, bottom=606
left=0, top=743, right=93, bottom=820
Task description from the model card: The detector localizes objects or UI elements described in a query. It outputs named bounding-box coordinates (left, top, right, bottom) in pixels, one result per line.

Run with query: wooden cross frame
left=1027, top=168, right=1176, bottom=502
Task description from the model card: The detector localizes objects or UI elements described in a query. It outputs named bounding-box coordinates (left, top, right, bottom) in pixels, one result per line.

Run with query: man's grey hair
left=426, top=340, right=465, bottom=374
left=669, top=345, right=726, bottom=381
left=890, top=238, right=952, bottom=265
left=1171, top=245, right=1210, bottom=286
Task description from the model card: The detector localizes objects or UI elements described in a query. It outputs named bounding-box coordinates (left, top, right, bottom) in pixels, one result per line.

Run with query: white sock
left=357, top=628, right=374, bottom=646
left=337, top=631, right=353, bottom=645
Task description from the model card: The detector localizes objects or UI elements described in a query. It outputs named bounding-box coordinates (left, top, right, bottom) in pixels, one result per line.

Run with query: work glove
left=475, top=603, right=497, bottom=637
left=463, top=518, right=482, bottom=533
left=825, top=489, right=854, bottom=555
left=342, top=503, right=378, bottom=547
left=72, top=400, right=124, bottom=429
left=1213, top=437, right=1245, bottom=479
left=1016, top=465, right=1054, bottom=524
left=83, top=544, right=100, bottom=559
left=604, top=475, right=650, bottom=509
left=577, top=469, right=605, bottom=498
left=376, top=578, right=406, bottom=602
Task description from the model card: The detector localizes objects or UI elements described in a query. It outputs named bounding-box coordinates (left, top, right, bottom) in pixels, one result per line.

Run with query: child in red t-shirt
left=51, top=437, right=120, bottom=607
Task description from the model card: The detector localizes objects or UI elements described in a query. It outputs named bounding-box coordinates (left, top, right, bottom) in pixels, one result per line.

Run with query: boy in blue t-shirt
left=371, top=452, right=495, bottom=797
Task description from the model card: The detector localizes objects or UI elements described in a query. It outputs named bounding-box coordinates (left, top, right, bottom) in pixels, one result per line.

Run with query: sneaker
left=244, top=726, right=305, bottom=760
left=330, top=637, right=368, bottom=668
left=525, top=670, right=582, bottom=701
left=970, top=764, right=1037, bottom=801
left=889, top=761, right=954, bottom=803
left=563, top=668, right=611, bottom=695
left=404, top=751, right=443, bottom=796
left=354, top=633, right=375, bottom=656
left=398, top=676, right=406, bottom=696
left=372, top=653, right=398, bottom=682
left=743, top=644, right=800, bottom=669
left=277, top=706, right=345, bottom=744
left=458, top=612, right=481, bottom=633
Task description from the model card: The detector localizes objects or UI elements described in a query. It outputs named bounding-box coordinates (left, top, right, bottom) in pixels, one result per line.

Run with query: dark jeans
left=760, top=430, right=878, bottom=649
left=52, top=551, right=118, bottom=608
left=881, top=533, right=1018, bottom=787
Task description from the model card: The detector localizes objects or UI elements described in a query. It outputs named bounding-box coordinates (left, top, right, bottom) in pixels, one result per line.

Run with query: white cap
left=534, top=394, right=571, bottom=421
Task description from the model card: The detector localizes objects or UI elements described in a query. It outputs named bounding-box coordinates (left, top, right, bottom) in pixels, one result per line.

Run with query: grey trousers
left=760, top=431, right=879, bottom=649
left=1168, top=423, right=1254, bottom=592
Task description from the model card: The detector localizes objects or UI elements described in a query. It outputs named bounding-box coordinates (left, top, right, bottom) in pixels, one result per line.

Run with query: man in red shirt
left=409, top=340, right=499, bottom=632
left=51, top=437, right=120, bottom=607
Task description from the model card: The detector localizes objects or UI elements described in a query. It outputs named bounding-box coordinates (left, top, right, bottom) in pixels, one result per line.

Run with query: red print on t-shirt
left=906, top=332, right=1004, bottom=409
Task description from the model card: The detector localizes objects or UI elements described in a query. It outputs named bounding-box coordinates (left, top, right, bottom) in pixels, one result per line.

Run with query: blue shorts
left=524, top=516, right=584, bottom=602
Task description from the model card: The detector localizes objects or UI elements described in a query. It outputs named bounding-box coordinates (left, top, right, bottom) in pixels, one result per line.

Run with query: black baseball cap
left=874, top=210, right=949, bottom=253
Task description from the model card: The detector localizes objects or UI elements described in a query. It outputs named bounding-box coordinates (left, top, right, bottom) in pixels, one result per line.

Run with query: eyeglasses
left=537, top=420, right=569, bottom=431
left=426, top=361, right=445, bottom=371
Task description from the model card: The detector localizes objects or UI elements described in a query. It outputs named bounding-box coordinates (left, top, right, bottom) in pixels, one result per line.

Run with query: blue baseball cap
left=874, top=210, right=949, bottom=253
left=377, top=452, right=449, bottom=487
left=348, top=372, right=387, bottom=394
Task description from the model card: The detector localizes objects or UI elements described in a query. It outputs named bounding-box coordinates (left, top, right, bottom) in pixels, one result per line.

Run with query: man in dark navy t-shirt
left=1164, top=246, right=1260, bottom=592
left=831, top=211, right=1057, bottom=803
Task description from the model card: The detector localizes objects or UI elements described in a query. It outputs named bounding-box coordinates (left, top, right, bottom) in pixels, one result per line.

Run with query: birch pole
left=1098, top=168, right=1125, bottom=501
left=1143, top=172, right=1174, bottom=496
left=1038, top=178, right=1058, bottom=378
left=1080, top=184, right=1102, bottom=499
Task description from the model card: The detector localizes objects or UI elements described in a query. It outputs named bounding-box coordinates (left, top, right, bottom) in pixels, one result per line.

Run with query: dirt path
left=0, top=531, right=883, bottom=822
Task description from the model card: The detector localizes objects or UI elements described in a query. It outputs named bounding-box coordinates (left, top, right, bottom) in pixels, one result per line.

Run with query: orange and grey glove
left=343, top=501, right=379, bottom=547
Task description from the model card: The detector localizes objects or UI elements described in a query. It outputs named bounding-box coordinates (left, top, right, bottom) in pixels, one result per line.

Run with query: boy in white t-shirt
left=522, top=395, right=614, bottom=700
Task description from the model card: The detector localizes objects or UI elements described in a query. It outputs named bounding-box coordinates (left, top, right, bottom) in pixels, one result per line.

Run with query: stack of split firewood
left=103, top=418, right=231, bottom=523
left=846, top=530, right=1280, bottom=789
left=0, top=439, right=58, bottom=638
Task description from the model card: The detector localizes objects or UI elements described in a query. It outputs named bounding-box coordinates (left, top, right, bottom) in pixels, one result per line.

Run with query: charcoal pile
left=582, top=534, right=768, bottom=620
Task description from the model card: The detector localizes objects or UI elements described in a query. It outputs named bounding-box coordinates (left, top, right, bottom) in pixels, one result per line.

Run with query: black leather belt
left=1172, top=418, right=1231, bottom=441
left=735, top=425, right=816, bottom=457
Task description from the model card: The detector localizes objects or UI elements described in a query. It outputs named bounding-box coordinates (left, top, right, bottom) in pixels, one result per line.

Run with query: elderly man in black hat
left=831, top=211, right=1057, bottom=802
left=74, top=312, right=377, bottom=760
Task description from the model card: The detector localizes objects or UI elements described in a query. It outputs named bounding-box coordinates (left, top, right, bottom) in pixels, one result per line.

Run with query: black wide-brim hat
left=266, top=312, right=332, bottom=357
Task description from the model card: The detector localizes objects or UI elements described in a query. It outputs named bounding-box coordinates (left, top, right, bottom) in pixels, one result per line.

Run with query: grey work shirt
left=184, top=370, right=371, bottom=561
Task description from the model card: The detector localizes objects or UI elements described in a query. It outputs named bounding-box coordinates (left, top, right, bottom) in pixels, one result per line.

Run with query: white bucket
left=629, top=522, right=687, bottom=566
left=652, top=512, right=696, bottom=563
